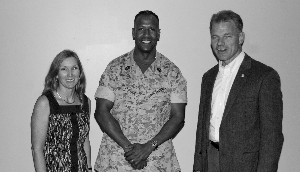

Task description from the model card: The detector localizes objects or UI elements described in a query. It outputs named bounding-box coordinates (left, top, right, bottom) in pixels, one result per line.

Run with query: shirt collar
left=218, top=52, right=245, bottom=73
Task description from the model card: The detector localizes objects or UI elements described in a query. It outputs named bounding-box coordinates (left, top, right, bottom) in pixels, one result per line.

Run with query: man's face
left=210, top=21, right=244, bottom=66
left=132, top=15, right=160, bottom=54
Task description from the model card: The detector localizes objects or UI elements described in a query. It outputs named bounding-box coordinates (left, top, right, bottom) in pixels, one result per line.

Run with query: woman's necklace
left=56, top=91, right=75, bottom=104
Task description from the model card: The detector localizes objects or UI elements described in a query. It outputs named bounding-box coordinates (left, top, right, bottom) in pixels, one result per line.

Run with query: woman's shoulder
left=35, top=94, right=50, bottom=109
left=84, top=94, right=91, bottom=102
left=82, top=94, right=91, bottom=113
left=32, top=95, right=51, bottom=119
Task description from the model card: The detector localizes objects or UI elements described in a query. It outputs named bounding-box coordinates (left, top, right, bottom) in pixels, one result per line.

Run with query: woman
left=31, top=50, right=92, bottom=172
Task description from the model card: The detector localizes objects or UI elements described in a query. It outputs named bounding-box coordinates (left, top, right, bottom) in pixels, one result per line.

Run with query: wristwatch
left=151, top=140, right=158, bottom=149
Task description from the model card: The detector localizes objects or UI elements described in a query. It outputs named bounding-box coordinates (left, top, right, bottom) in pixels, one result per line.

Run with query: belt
left=210, top=141, right=219, bottom=150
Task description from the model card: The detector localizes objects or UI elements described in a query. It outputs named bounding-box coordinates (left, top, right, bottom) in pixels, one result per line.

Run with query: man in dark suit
left=193, top=10, right=284, bottom=172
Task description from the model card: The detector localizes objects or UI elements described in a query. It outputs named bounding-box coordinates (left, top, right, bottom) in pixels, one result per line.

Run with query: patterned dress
left=94, top=50, right=187, bottom=172
left=43, top=91, right=90, bottom=172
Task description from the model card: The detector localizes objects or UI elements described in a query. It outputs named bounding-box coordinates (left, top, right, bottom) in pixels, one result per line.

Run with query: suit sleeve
left=193, top=74, right=207, bottom=171
left=257, top=70, right=284, bottom=172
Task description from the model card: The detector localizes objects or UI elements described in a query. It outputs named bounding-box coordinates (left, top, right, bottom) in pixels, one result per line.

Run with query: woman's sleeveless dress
left=43, top=91, right=90, bottom=172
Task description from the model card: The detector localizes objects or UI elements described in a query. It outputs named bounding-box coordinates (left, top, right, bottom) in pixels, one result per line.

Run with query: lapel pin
left=241, top=74, right=245, bottom=77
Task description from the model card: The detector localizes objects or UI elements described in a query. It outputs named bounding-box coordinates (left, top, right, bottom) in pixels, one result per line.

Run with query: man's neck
left=133, top=48, right=156, bottom=63
left=221, top=49, right=242, bottom=66
left=133, top=48, right=156, bottom=73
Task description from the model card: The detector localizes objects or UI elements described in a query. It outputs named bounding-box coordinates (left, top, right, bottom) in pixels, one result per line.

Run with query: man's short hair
left=210, top=10, right=243, bottom=32
left=134, top=10, right=159, bottom=24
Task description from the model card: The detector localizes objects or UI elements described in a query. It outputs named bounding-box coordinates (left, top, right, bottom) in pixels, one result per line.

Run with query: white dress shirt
left=209, top=52, right=245, bottom=142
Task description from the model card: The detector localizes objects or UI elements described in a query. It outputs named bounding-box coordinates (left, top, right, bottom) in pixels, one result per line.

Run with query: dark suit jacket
left=193, top=54, right=284, bottom=172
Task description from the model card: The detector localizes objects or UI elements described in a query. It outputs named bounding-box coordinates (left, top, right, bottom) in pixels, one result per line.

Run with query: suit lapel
left=222, top=54, right=252, bottom=121
left=205, top=67, right=219, bottom=105
left=204, top=66, right=219, bottom=142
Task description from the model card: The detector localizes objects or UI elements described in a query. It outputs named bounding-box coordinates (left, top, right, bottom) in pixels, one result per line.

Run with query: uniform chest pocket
left=149, top=87, right=170, bottom=102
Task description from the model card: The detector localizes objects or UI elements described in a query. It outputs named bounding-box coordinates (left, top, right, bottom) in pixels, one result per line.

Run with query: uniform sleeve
left=94, top=65, right=115, bottom=102
left=169, top=66, right=187, bottom=103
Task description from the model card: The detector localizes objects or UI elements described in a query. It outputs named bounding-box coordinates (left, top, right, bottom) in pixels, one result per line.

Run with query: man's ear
left=157, top=29, right=161, bottom=41
left=132, top=28, right=135, bottom=40
left=239, top=32, right=245, bottom=45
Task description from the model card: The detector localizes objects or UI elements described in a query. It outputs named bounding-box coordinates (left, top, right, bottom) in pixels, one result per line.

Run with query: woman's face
left=57, top=57, right=80, bottom=90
